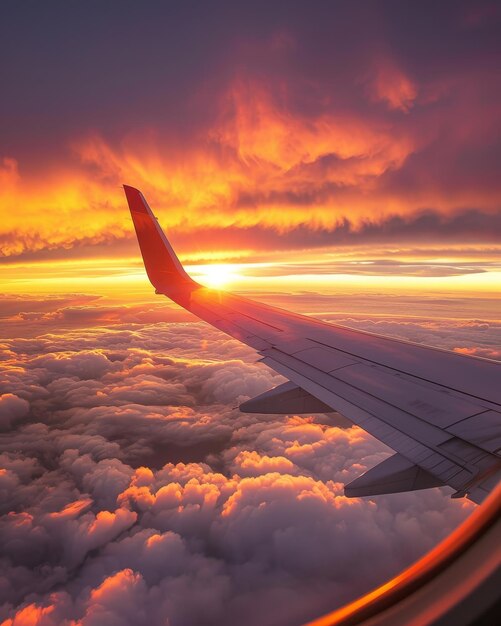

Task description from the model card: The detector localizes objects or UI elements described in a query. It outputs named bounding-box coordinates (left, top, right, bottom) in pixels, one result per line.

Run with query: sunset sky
left=1, top=0, right=500, bottom=297
left=1, top=2, right=500, bottom=626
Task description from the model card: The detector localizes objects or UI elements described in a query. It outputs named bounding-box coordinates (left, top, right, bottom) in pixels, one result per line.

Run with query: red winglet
left=123, top=185, right=196, bottom=294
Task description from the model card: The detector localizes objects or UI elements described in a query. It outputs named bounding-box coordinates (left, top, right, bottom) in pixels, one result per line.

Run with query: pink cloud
left=0, top=310, right=484, bottom=625
left=0, top=393, right=29, bottom=429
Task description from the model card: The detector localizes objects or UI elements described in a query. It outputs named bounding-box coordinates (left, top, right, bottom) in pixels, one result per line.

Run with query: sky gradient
left=1, top=2, right=500, bottom=625
left=1, top=0, right=500, bottom=292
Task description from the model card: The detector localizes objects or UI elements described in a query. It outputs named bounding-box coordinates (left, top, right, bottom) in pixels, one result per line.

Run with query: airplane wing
left=124, top=185, right=501, bottom=505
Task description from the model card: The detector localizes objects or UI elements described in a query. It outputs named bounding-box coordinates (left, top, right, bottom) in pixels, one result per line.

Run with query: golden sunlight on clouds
left=214, top=77, right=415, bottom=177
left=1, top=253, right=500, bottom=303
left=0, top=157, right=129, bottom=258
left=1, top=73, right=498, bottom=266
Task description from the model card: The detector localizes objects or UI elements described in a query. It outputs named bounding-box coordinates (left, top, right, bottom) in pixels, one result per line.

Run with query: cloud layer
left=0, top=297, right=488, bottom=625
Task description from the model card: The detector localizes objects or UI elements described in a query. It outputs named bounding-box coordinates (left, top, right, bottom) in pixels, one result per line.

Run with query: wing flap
left=239, top=381, right=339, bottom=415
left=344, top=453, right=443, bottom=498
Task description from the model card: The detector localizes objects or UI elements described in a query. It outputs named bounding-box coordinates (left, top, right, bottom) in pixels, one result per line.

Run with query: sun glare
left=195, top=263, right=240, bottom=288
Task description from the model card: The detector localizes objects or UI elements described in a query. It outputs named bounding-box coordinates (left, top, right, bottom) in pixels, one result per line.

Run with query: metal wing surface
left=124, top=185, right=501, bottom=505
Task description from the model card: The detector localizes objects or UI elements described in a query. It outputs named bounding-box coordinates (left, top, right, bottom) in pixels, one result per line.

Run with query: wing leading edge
left=124, top=185, right=501, bottom=505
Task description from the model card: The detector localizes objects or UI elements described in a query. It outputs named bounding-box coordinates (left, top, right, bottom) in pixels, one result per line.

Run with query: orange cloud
left=215, top=77, right=412, bottom=170
left=232, top=450, right=296, bottom=476
left=0, top=160, right=129, bottom=258
left=0, top=603, right=55, bottom=626
left=48, top=499, right=93, bottom=520
left=366, top=57, right=418, bottom=112
left=88, top=568, right=141, bottom=603
left=453, top=346, right=501, bottom=360
left=0, top=68, right=499, bottom=270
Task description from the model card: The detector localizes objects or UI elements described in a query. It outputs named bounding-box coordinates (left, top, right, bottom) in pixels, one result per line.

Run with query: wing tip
left=123, top=184, right=149, bottom=214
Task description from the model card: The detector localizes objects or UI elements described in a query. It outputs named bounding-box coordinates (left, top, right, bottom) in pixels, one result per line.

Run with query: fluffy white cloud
left=0, top=311, right=485, bottom=626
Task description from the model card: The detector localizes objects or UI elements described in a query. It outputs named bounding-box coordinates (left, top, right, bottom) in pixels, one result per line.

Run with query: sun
left=196, top=263, right=239, bottom=288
